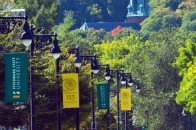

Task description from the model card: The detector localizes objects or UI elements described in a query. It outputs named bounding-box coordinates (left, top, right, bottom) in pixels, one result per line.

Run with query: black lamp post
left=51, top=46, right=90, bottom=130
left=182, top=108, right=193, bottom=130
left=21, top=27, right=61, bottom=130
left=51, top=39, right=62, bottom=130
left=104, top=64, right=111, bottom=130
left=104, top=67, right=125, bottom=130
left=0, top=15, right=28, bottom=34
left=95, top=64, right=111, bottom=130
left=104, top=67, right=141, bottom=130
left=73, top=46, right=99, bottom=130
left=120, top=72, right=131, bottom=130
left=120, top=72, right=140, bottom=130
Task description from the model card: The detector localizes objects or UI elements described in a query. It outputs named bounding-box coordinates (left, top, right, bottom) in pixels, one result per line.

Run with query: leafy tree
left=180, top=11, right=196, bottom=32
left=149, top=0, right=183, bottom=11
left=94, top=28, right=189, bottom=129
left=140, top=7, right=181, bottom=35
left=174, top=35, right=196, bottom=115
left=14, top=0, right=60, bottom=32
left=113, top=27, right=141, bottom=41
left=63, top=0, right=129, bottom=28
left=178, top=0, right=196, bottom=11
left=0, top=103, right=28, bottom=128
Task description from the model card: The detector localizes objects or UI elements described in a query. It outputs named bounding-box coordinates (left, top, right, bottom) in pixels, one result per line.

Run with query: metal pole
left=107, top=79, right=110, bottom=130
left=56, top=58, right=61, bottom=130
left=30, top=34, right=36, bottom=130
left=75, top=67, right=80, bottom=130
left=116, top=70, right=120, bottom=130
left=190, top=113, right=192, bottom=130
left=125, top=80, right=128, bottom=130
left=91, top=71, right=96, bottom=129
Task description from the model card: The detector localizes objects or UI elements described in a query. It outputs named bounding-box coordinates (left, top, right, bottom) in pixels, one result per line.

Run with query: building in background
left=80, top=0, right=150, bottom=32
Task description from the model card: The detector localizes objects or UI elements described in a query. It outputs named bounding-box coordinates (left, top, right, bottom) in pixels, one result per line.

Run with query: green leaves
left=14, top=0, right=60, bottom=32
left=141, top=7, right=181, bottom=35
left=180, top=11, right=196, bottom=32
left=175, top=39, right=196, bottom=114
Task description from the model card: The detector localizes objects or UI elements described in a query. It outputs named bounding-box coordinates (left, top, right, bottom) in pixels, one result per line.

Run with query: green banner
left=97, top=84, right=109, bottom=109
left=4, top=52, right=28, bottom=102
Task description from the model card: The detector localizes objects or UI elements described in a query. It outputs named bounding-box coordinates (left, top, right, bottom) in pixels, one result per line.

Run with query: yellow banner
left=120, top=88, right=132, bottom=110
left=62, top=73, right=79, bottom=108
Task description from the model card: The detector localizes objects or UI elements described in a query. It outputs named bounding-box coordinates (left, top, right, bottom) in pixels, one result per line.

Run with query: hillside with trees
left=0, top=0, right=196, bottom=129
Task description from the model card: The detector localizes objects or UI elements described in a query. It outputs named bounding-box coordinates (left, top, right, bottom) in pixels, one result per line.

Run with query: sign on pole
left=97, top=84, right=109, bottom=109
left=4, top=52, right=28, bottom=102
left=120, top=88, right=132, bottom=110
left=62, top=73, right=79, bottom=108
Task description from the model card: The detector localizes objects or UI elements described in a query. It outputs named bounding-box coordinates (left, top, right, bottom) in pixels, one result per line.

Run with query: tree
left=14, top=0, right=60, bottom=32
left=63, top=0, right=129, bottom=28
left=140, top=7, right=181, bottom=35
left=149, top=0, right=183, bottom=11
left=94, top=28, right=189, bottom=129
left=180, top=11, right=196, bottom=32
left=174, top=36, right=196, bottom=115
left=178, top=0, right=196, bottom=11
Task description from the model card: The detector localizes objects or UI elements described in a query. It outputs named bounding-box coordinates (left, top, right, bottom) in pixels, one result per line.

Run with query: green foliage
left=63, top=0, right=129, bottom=28
left=174, top=37, right=196, bottom=115
left=141, top=7, right=181, bottom=35
left=113, top=27, right=140, bottom=41
left=0, top=103, right=28, bottom=128
left=178, top=0, right=196, bottom=11
left=1, top=0, right=196, bottom=129
left=180, top=11, right=196, bottom=32
left=56, top=11, right=75, bottom=45
left=95, top=28, right=188, bottom=129
left=149, top=0, right=183, bottom=11
left=14, top=0, right=60, bottom=32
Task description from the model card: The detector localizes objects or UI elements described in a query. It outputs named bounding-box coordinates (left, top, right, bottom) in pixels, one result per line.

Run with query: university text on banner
left=97, top=84, right=109, bottom=109
left=62, top=73, right=79, bottom=108
left=120, top=88, right=132, bottom=110
left=4, top=52, right=28, bottom=102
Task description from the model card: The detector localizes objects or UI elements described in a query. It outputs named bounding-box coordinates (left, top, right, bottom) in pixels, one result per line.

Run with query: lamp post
left=182, top=108, right=192, bottom=130
left=105, top=64, right=111, bottom=130
left=95, top=64, right=111, bottom=130
left=104, top=67, right=124, bottom=130
left=120, top=72, right=132, bottom=130
left=120, top=72, right=140, bottom=130
left=51, top=46, right=99, bottom=130
left=68, top=46, right=99, bottom=130
left=104, top=67, right=141, bottom=130
left=51, top=46, right=92, bottom=130
left=21, top=27, right=61, bottom=130
left=51, top=40, right=62, bottom=130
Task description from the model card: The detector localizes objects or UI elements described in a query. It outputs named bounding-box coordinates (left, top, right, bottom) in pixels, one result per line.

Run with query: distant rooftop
left=80, top=22, right=141, bottom=32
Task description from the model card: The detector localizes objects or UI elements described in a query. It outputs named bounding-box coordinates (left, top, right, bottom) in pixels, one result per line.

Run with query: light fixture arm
left=0, top=15, right=28, bottom=34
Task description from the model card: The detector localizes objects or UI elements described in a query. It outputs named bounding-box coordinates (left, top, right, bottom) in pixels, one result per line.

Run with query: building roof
left=80, top=22, right=141, bottom=32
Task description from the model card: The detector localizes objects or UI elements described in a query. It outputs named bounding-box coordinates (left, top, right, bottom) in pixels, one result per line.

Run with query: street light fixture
left=104, top=66, right=124, bottom=130
left=96, top=64, right=111, bottom=130
left=182, top=107, right=192, bottom=130
left=120, top=72, right=141, bottom=130
left=72, top=46, right=99, bottom=130
left=20, top=19, right=33, bottom=46
left=21, top=26, right=61, bottom=130
left=73, top=47, right=99, bottom=74
left=104, top=67, right=140, bottom=130
left=51, top=45, right=99, bottom=130
left=135, top=81, right=141, bottom=92
left=120, top=73, right=126, bottom=85
left=51, top=46, right=90, bottom=130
